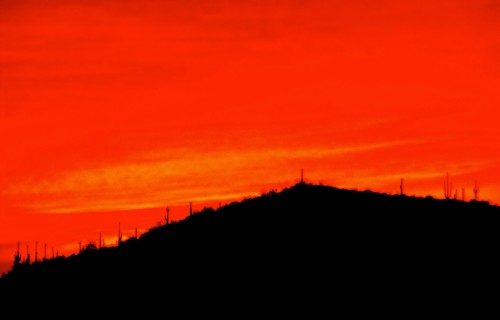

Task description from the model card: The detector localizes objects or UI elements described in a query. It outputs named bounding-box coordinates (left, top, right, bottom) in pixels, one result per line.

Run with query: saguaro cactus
left=473, top=180, right=480, bottom=201
left=118, top=223, right=122, bottom=245
left=400, top=178, right=404, bottom=196
left=13, top=240, right=21, bottom=269
left=444, top=173, right=452, bottom=199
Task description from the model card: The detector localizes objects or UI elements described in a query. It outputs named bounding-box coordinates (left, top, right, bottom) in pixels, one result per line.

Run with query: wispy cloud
left=4, top=139, right=421, bottom=213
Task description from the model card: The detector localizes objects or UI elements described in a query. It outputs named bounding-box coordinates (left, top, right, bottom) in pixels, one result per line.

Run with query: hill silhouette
left=1, top=182, right=499, bottom=310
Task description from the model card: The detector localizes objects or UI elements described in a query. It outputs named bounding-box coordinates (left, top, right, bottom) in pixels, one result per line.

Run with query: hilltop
left=0, top=182, right=499, bottom=307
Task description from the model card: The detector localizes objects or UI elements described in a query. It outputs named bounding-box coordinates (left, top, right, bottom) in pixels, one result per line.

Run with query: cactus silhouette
left=444, top=173, right=452, bottom=199
left=118, top=223, right=123, bottom=245
left=13, top=241, right=21, bottom=269
left=473, top=181, right=480, bottom=201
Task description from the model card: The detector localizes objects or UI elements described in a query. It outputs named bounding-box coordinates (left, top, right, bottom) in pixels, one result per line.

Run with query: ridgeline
left=1, top=182, right=499, bottom=307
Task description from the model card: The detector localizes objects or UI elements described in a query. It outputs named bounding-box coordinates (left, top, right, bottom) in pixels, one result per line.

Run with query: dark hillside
left=1, top=183, right=499, bottom=309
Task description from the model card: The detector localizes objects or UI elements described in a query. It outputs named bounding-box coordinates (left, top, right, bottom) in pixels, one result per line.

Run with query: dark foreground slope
left=1, top=183, right=499, bottom=309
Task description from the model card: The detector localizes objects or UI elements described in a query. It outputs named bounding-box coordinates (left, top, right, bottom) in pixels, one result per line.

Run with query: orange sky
left=1, top=0, right=499, bottom=275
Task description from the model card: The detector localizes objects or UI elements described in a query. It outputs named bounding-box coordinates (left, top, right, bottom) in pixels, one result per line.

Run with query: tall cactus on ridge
left=444, top=172, right=452, bottom=199
left=473, top=180, right=480, bottom=201
left=13, top=240, right=21, bottom=269
left=118, top=222, right=122, bottom=245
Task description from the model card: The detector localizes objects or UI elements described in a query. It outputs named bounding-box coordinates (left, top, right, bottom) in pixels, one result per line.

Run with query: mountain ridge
left=1, top=182, right=499, bottom=307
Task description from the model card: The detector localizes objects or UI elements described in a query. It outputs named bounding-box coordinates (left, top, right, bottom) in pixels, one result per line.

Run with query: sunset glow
left=1, top=0, right=499, bottom=275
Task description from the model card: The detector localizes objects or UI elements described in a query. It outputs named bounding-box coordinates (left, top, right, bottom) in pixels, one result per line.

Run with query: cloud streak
left=5, top=140, right=422, bottom=213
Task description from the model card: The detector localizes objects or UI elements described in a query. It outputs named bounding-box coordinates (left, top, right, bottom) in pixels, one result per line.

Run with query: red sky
left=1, top=0, right=499, bottom=275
